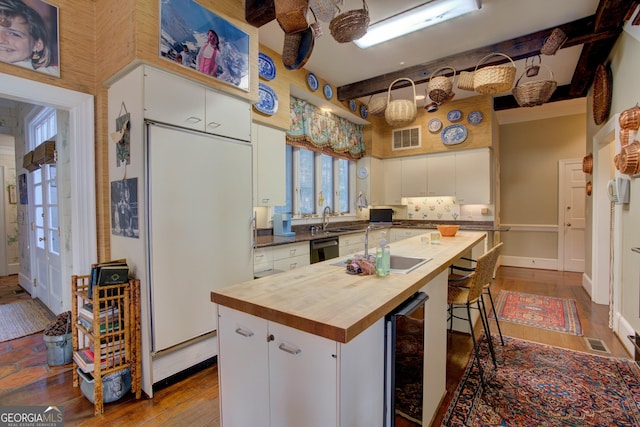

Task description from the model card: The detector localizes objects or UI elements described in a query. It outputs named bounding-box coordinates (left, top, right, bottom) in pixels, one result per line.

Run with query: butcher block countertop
left=211, top=231, right=486, bottom=343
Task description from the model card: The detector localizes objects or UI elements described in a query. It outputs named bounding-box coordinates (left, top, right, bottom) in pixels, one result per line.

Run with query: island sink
left=333, top=254, right=431, bottom=274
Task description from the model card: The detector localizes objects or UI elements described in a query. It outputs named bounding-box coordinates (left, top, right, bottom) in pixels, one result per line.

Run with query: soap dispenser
left=376, top=232, right=390, bottom=277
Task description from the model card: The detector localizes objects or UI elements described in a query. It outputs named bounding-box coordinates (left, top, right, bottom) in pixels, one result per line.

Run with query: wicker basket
left=428, top=66, right=455, bottom=103
left=512, top=64, right=557, bottom=107
left=385, top=78, right=417, bottom=127
left=582, top=153, right=593, bottom=174
left=540, top=28, right=567, bottom=56
left=473, top=53, right=516, bottom=94
left=619, top=129, right=637, bottom=147
left=368, top=95, right=389, bottom=117
left=275, top=0, right=310, bottom=34
left=281, top=26, right=314, bottom=70
left=457, top=71, right=475, bottom=91
left=329, top=0, right=369, bottom=43
left=619, top=141, right=640, bottom=175
left=309, top=0, right=339, bottom=22
left=619, top=105, right=640, bottom=130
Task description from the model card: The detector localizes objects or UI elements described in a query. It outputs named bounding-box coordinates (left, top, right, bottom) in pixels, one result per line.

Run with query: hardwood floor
left=0, top=267, right=632, bottom=426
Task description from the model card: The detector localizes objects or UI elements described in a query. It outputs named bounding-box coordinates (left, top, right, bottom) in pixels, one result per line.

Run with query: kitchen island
left=211, top=231, right=486, bottom=427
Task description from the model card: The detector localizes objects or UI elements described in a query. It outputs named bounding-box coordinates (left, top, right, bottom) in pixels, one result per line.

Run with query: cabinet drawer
left=339, top=233, right=365, bottom=247
left=254, top=248, right=273, bottom=273
left=394, top=228, right=427, bottom=241
left=272, top=242, right=310, bottom=260
left=273, top=254, right=309, bottom=271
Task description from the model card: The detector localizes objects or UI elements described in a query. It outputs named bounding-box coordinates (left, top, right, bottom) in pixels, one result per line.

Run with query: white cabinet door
left=205, top=89, right=251, bottom=141
left=383, top=158, right=403, bottom=204
left=427, top=153, right=455, bottom=196
left=252, top=123, right=286, bottom=206
left=401, top=156, right=428, bottom=197
left=143, top=67, right=205, bottom=131
left=217, top=306, right=270, bottom=427
left=269, top=321, right=338, bottom=427
left=369, top=157, right=384, bottom=206
left=455, top=148, right=491, bottom=204
left=393, top=228, right=428, bottom=241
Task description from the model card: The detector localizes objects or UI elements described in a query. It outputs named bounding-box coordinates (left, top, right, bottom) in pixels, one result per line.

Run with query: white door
left=559, top=160, right=585, bottom=272
left=32, top=164, right=62, bottom=309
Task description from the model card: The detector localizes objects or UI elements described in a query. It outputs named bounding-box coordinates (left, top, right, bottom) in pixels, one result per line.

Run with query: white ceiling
left=258, top=0, right=600, bottom=122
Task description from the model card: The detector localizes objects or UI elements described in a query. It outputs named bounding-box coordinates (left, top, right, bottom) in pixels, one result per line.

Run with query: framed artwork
left=0, top=0, right=60, bottom=77
left=8, top=185, right=16, bottom=204
left=18, top=174, right=27, bottom=204
left=110, top=178, right=139, bottom=239
left=159, top=0, right=250, bottom=91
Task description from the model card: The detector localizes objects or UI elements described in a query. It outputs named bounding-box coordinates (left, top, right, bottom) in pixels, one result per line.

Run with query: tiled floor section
left=0, top=276, right=73, bottom=392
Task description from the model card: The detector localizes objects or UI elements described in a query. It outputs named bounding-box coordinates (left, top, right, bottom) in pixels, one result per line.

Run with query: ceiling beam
left=493, top=85, right=575, bottom=111
left=567, top=0, right=633, bottom=97
left=245, top=0, right=275, bottom=28
left=336, top=15, right=603, bottom=101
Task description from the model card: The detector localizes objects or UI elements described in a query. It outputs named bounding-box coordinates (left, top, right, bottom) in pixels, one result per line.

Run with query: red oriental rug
left=441, top=336, right=640, bottom=426
left=488, top=290, right=583, bottom=336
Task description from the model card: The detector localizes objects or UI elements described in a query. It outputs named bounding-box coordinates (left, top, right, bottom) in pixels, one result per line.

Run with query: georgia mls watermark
left=0, top=406, right=63, bottom=427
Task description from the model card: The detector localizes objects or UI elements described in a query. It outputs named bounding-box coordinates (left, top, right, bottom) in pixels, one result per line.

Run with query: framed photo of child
left=159, top=0, right=249, bottom=91
left=0, top=0, right=59, bottom=77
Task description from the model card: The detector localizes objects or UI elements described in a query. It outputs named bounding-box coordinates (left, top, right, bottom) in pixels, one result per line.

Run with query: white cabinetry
left=356, top=157, right=384, bottom=206
left=254, top=242, right=310, bottom=275
left=339, top=232, right=365, bottom=256
left=144, top=67, right=205, bottom=132
left=272, top=242, right=310, bottom=272
left=455, top=148, right=491, bottom=204
left=217, top=306, right=384, bottom=427
left=252, top=122, right=286, bottom=206
left=427, top=153, right=456, bottom=196
left=383, top=158, right=403, bottom=204
left=391, top=228, right=428, bottom=242
left=143, top=66, right=251, bottom=141
left=402, top=156, right=428, bottom=197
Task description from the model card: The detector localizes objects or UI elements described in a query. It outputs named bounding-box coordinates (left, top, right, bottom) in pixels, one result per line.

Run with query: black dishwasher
left=385, top=291, right=429, bottom=427
left=309, top=236, right=339, bottom=263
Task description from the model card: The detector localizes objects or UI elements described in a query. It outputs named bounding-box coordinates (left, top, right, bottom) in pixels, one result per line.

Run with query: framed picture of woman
left=0, top=0, right=59, bottom=77
left=159, top=0, right=250, bottom=91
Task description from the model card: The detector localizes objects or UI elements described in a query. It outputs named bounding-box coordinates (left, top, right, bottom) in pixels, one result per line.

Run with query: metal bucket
left=43, top=332, right=72, bottom=366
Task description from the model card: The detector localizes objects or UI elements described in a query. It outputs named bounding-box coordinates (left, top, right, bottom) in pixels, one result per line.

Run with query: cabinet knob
left=266, top=334, right=274, bottom=342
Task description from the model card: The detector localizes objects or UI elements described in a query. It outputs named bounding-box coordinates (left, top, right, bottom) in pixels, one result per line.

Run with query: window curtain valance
left=286, top=96, right=365, bottom=160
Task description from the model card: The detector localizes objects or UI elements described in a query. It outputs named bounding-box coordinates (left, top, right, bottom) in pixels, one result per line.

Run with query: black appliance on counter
left=370, top=208, right=393, bottom=224
left=310, top=236, right=340, bottom=264
left=385, top=291, right=428, bottom=426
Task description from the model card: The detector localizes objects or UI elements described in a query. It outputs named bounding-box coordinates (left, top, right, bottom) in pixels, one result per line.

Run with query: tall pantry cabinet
left=108, top=65, right=253, bottom=396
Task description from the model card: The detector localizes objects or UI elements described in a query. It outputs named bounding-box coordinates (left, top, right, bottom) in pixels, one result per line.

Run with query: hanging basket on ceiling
left=473, top=52, right=516, bottom=94
left=512, top=64, right=557, bottom=107
left=329, top=0, right=369, bottom=43
left=309, top=0, right=340, bottom=22
left=457, top=70, right=475, bottom=91
left=368, top=94, right=390, bottom=117
left=275, top=0, right=310, bottom=34
left=428, top=66, right=456, bottom=104
left=385, top=78, right=417, bottom=127
left=540, top=28, right=568, bottom=56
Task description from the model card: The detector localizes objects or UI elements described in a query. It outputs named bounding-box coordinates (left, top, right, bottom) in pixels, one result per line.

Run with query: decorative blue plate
left=441, top=124, right=468, bottom=145
left=258, top=52, right=276, bottom=81
left=254, top=83, right=278, bottom=115
left=307, top=72, right=319, bottom=91
left=360, top=104, right=368, bottom=119
left=349, top=99, right=357, bottom=112
left=467, top=110, right=483, bottom=125
left=428, top=118, right=442, bottom=133
left=447, top=109, right=462, bottom=122
left=323, top=83, right=333, bottom=100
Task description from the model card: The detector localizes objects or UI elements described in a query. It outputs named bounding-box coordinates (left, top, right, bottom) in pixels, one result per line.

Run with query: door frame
left=0, top=73, right=96, bottom=312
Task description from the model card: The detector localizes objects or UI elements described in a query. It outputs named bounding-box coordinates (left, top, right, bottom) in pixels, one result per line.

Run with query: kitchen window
left=275, top=145, right=354, bottom=217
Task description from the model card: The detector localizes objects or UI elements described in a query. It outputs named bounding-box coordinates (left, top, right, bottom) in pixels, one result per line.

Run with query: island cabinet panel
left=217, top=306, right=270, bottom=427
left=217, top=306, right=385, bottom=427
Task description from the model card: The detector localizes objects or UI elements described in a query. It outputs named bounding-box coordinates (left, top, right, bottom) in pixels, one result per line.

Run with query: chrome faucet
left=322, top=206, right=331, bottom=232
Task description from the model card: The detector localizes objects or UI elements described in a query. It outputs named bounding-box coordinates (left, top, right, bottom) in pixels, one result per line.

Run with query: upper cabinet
left=252, top=122, right=286, bottom=206
left=455, top=148, right=491, bottom=204
left=401, top=156, right=428, bottom=197
left=143, top=66, right=251, bottom=141
left=427, top=153, right=456, bottom=197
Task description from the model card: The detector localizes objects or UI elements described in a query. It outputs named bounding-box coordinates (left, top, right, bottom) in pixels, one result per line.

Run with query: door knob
left=566, top=223, right=571, bottom=227
left=38, top=237, right=46, bottom=241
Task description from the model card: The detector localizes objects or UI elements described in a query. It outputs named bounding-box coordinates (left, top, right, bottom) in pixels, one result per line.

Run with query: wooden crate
left=22, top=151, right=39, bottom=172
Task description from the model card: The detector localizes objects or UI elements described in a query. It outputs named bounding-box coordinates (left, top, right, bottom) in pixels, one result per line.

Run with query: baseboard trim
left=614, top=312, right=635, bottom=358
left=582, top=273, right=594, bottom=300
left=500, top=255, right=558, bottom=270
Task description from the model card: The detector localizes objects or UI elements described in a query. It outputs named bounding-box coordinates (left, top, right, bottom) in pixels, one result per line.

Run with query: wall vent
left=584, top=337, right=610, bottom=353
left=392, top=126, right=421, bottom=151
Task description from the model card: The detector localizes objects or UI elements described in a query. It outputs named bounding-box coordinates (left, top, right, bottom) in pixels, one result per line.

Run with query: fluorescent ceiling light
left=354, top=0, right=482, bottom=48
